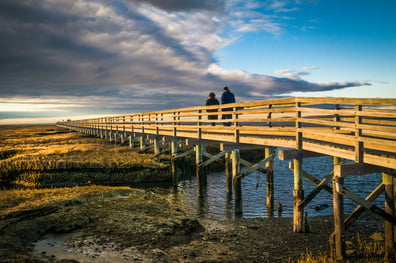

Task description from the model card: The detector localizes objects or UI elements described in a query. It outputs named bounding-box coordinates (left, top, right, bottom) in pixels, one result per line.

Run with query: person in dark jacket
left=206, top=92, right=220, bottom=126
left=221, top=87, right=235, bottom=126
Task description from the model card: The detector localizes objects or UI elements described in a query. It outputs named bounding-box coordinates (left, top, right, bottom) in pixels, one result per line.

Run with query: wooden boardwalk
left=58, top=97, right=396, bottom=260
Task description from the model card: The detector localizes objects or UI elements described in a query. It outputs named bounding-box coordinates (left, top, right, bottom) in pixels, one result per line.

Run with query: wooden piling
left=383, top=172, right=396, bottom=260
left=333, top=164, right=345, bottom=261
left=232, top=149, right=242, bottom=215
left=265, top=147, right=274, bottom=214
left=171, top=141, right=178, bottom=187
left=195, top=144, right=204, bottom=197
left=293, top=154, right=304, bottom=232
left=139, top=136, right=145, bottom=151
left=221, top=143, right=232, bottom=195
left=154, top=137, right=160, bottom=155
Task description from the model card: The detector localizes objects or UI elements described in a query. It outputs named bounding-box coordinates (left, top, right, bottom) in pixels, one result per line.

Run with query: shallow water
left=168, top=149, right=384, bottom=220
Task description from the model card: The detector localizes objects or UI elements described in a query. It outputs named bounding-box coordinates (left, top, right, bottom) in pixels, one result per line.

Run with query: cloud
left=0, top=0, right=371, bottom=123
left=274, top=66, right=320, bottom=80
left=127, top=0, right=225, bottom=12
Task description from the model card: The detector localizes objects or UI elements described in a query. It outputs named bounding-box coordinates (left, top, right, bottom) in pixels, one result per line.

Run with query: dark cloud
left=127, top=0, right=225, bottom=12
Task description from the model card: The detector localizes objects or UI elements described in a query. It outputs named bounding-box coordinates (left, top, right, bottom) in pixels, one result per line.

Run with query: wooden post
left=154, top=137, right=160, bottom=155
left=293, top=155, right=304, bottom=232
left=171, top=141, right=178, bottom=187
left=293, top=102, right=305, bottom=232
left=195, top=144, right=204, bottom=197
left=129, top=135, right=133, bottom=148
left=232, top=149, right=242, bottom=215
left=221, top=143, right=232, bottom=196
left=383, top=172, right=396, bottom=260
left=333, top=164, right=345, bottom=261
left=265, top=147, right=274, bottom=215
left=139, top=136, right=145, bottom=151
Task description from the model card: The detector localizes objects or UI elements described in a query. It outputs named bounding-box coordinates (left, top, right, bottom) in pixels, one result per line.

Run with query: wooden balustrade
left=58, top=97, right=396, bottom=169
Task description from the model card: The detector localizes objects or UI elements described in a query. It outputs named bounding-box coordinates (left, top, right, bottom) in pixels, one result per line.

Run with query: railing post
left=233, top=106, right=239, bottom=144
left=355, top=105, right=363, bottom=163
left=267, top=104, right=272, bottom=127
left=197, top=110, right=202, bottom=140
left=334, top=104, right=340, bottom=131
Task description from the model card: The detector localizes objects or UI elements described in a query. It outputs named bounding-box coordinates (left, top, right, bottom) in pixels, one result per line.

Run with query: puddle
left=33, top=232, right=155, bottom=262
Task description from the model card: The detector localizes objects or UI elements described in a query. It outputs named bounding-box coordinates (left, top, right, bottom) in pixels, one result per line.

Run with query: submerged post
left=232, top=149, right=242, bottom=215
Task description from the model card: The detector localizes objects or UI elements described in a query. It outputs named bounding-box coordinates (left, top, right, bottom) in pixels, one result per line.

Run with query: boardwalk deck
left=57, top=97, right=396, bottom=260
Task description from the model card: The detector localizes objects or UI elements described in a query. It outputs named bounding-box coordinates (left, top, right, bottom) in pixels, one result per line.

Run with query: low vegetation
left=0, top=125, right=169, bottom=188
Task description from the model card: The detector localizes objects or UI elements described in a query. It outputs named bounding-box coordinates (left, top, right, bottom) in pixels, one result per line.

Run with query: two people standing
left=205, top=87, right=235, bottom=126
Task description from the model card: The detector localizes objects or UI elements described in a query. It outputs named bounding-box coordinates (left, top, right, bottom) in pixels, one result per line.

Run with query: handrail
left=57, top=97, right=396, bottom=169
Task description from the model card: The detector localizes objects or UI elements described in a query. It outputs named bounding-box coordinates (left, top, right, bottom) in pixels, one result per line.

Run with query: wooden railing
left=57, top=97, right=396, bottom=169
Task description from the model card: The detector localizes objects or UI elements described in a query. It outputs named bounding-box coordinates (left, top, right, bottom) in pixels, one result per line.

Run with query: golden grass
left=294, top=233, right=387, bottom=263
left=0, top=185, right=134, bottom=218
left=0, top=125, right=169, bottom=188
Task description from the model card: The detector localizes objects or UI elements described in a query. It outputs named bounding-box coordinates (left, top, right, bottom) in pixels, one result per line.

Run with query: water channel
left=164, top=149, right=384, bottom=220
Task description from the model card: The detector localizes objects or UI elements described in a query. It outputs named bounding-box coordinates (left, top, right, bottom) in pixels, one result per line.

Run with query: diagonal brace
left=236, top=154, right=274, bottom=180
left=200, top=151, right=227, bottom=167
left=336, top=183, right=396, bottom=225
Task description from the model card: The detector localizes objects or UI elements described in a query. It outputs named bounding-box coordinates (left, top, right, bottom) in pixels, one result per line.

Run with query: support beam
left=278, top=149, right=325, bottom=160
left=334, top=162, right=390, bottom=177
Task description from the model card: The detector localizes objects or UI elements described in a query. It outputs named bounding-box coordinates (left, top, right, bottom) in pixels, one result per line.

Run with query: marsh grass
left=0, top=185, right=135, bottom=218
left=0, top=125, right=169, bottom=188
left=294, top=233, right=387, bottom=263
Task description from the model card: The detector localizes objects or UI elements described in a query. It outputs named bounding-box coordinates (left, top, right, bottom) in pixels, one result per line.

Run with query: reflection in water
left=169, top=151, right=383, bottom=220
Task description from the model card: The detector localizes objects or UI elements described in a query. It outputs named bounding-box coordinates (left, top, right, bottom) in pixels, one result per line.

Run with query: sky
left=1, top=0, right=395, bottom=124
